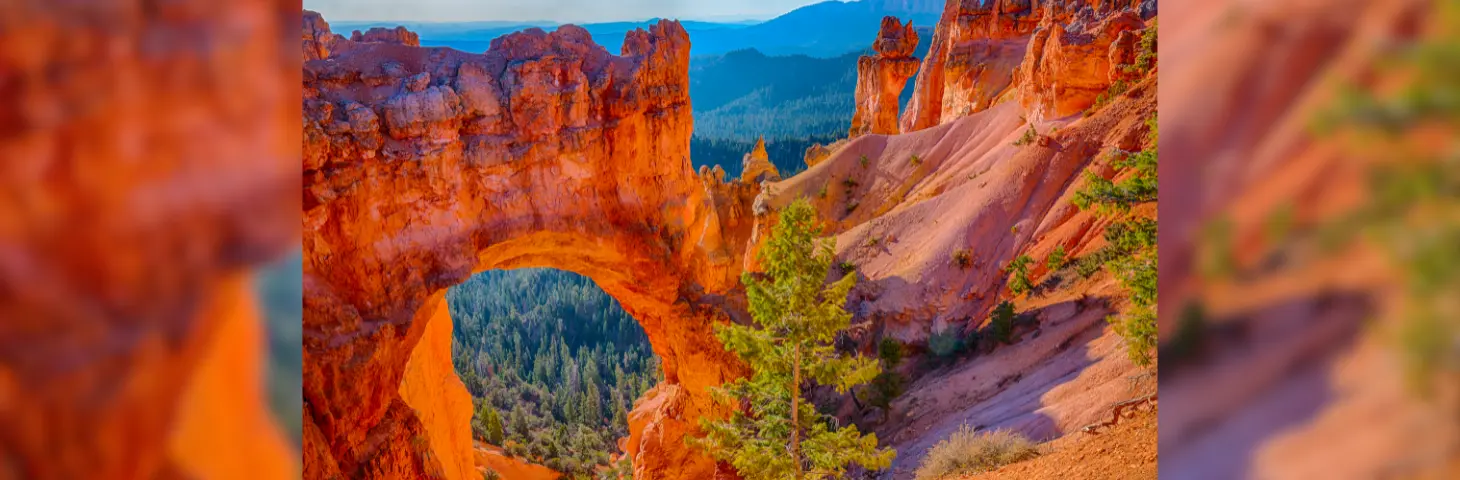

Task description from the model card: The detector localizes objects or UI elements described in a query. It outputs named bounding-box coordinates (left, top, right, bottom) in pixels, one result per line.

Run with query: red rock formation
left=304, top=10, right=346, bottom=61
left=351, top=26, right=420, bottom=46
left=1015, top=11, right=1146, bottom=120
left=901, top=0, right=1155, bottom=131
left=303, top=13, right=752, bottom=480
left=0, top=0, right=299, bottom=478
left=741, top=136, right=781, bottom=183
left=850, top=17, right=921, bottom=137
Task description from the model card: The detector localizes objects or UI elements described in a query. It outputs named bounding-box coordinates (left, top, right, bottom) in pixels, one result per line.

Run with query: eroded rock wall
left=302, top=13, right=753, bottom=480
left=901, top=0, right=1155, bottom=131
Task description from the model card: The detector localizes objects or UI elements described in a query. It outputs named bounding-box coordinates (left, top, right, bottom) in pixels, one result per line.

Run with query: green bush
left=843, top=176, right=860, bottom=189
left=1106, top=218, right=1158, bottom=254
left=483, top=470, right=502, bottom=480
left=910, top=154, right=923, bottom=166
left=988, top=301, right=1016, bottom=345
left=860, top=154, right=870, bottom=168
left=839, top=261, right=857, bottom=274
left=1073, top=248, right=1113, bottom=278
left=878, top=338, right=904, bottom=367
left=861, top=371, right=907, bottom=409
left=1046, top=245, right=1067, bottom=271
left=913, top=426, right=1039, bottom=480
left=1013, top=125, right=1038, bottom=146
left=1088, top=80, right=1130, bottom=113
left=1006, top=255, right=1034, bottom=296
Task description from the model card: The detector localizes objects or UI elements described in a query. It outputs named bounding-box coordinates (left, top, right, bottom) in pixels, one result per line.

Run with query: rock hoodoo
left=849, top=16, right=921, bottom=137
left=303, top=13, right=754, bottom=480
left=740, top=136, right=781, bottom=184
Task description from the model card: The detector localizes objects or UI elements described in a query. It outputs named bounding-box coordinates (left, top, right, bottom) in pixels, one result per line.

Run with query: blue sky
left=303, top=0, right=833, bottom=23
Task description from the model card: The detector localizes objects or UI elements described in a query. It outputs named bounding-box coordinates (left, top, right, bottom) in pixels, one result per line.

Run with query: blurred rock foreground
left=0, top=0, right=300, bottom=478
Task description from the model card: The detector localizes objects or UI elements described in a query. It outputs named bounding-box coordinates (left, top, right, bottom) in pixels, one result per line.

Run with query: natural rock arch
left=302, top=13, right=761, bottom=480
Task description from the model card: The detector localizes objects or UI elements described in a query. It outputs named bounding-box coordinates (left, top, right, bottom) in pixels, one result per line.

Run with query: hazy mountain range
left=335, top=0, right=941, bottom=57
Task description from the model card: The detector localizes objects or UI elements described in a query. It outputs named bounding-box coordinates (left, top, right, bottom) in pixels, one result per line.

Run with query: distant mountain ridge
left=339, top=0, right=941, bottom=57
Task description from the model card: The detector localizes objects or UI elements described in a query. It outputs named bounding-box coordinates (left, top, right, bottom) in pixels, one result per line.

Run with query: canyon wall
left=849, top=17, right=921, bottom=137
left=302, top=13, right=754, bottom=480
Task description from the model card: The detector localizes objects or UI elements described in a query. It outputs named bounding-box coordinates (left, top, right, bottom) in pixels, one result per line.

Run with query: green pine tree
left=692, top=198, right=894, bottom=479
left=483, top=405, right=505, bottom=445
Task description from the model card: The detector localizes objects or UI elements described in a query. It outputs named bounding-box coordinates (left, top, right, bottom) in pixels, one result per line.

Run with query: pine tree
left=483, top=404, right=506, bottom=445
left=692, top=198, right=894, bottom=479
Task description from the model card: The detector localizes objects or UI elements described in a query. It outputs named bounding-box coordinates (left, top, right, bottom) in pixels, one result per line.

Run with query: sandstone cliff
left=302, top=13, right=750, bottom=480
left=900, top=0, right=1156, bottom=132
left=849, top=17, right=921, bottom=137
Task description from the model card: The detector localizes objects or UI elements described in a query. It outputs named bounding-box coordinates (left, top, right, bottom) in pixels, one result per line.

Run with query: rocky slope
left=301, top=1, right=1158, bottom=478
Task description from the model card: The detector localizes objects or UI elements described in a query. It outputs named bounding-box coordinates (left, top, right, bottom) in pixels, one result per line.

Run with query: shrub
left=1074, top=249, right=1112, bottom=278
left=1046, top=245, right=1067, bottom=271
left=846, top=200, right=860, bottom=214
left=483, top=470, right=502, bottom=480
left=951, top=249, right=973, bottom=269
left=1088, top=80, right=1130, bottom=113
left=878, top=338, right=904, bottom=367
left=843, top=176, right=860, bottom=189
left=1106, top=218, right=1158, bottom=254
left=914, top=426, right=1039, bottom=480
left=910, top=154, right=923, bottom=166
left=860, top=154, right=870, bottom=168
left=861, top=371, right=907, bottom=409
left=818, top=183, right=828, bottom=198
left=927, top=327, right=964, bottom=358
left=1006, top=255, right=1033, bottom=296
left=988, top=301, right=1016, bottom=345
left=865, top=236, right=882, bottom=248
left=1012, top=125, right=1038, bottom=146
left=1109, top=305, right=1157, bottom=366
left=839, top=261, right=857, bottom=274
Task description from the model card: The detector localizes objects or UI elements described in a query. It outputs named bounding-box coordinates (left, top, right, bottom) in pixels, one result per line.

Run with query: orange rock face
left=740, top=136, right=781, bottom=184
left=0, top=0, right=299, bottom=478
left=1015, top=11, right=1146, bottom=121
left=901, top=0, right=1155, bottom=131
left=302, top=13, right=753, bottom=480
left=398, top=293, right=475, bottom=480
left=849, top=17, right=921, bottom=137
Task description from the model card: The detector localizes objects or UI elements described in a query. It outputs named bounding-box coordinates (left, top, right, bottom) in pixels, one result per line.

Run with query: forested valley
left=447, top=269, right=661, bottom=478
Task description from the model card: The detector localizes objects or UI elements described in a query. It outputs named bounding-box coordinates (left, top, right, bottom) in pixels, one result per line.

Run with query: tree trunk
left=791, top=344, right=803, bottom=480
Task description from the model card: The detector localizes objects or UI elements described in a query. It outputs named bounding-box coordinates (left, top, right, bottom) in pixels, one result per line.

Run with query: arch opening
left=446, top=268, right=661, bottom=478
